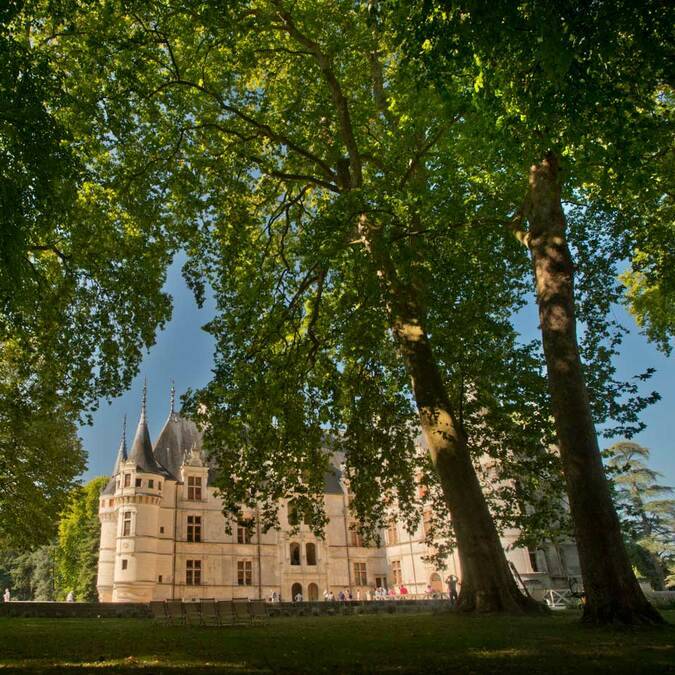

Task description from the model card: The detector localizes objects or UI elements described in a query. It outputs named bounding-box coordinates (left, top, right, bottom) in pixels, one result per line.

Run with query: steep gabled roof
left=153, top=412, right=203, bottom=480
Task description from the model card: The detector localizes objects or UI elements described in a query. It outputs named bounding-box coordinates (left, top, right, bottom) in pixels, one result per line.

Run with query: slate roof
left=153, top=412, right=204, bottom=481
left=127, top=409, right=172, bottom=477
left=102, top=423, right=128, bottom=495
left=101, top=477, right=115, bottom=496
left=324, top=466, right=344, bottom=494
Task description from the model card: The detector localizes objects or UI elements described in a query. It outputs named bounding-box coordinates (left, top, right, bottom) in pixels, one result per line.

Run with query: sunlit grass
left=0, top=610, right=673, bottom=673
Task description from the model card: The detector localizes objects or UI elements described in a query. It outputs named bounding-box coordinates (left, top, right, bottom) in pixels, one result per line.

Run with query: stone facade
left=97, top=392, right=580, bottom=603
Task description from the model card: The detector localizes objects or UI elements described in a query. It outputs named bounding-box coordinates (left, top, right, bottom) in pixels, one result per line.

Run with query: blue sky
left=79, top=256, right=675, bottom=487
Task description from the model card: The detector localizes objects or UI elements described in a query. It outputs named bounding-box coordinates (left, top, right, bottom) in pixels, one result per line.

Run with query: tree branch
left=271, top=0, right=362, bottom=188
left=399, top=117, right=460, bottom=189
left=146, top=77, right=336, bottom=182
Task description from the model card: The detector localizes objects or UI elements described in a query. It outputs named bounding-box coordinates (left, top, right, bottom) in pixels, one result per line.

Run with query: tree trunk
left=526, top=152, right=663, bottom=625
left=360, top=215, right=544, bottom=614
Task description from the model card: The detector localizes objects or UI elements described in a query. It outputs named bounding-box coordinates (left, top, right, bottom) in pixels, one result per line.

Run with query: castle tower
left=97, top=417, right=127, bottom=602
left=111, top=383, right=171, bottom=602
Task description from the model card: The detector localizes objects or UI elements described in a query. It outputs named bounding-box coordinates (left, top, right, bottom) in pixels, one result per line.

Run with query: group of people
left=273, top=574, right=460, bottom=605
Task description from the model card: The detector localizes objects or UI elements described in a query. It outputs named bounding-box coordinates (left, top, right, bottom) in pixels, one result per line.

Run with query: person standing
left=3, top=588, right=9, bottom=603
left=66, top=590, right=75, bottom=603
left=446, top=575, right=459, bottom=606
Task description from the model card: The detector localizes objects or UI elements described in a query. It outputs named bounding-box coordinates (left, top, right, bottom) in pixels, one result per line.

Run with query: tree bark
left=360, top=215, right=544, bottom=614
left=525, top=152, right=663, bottom=625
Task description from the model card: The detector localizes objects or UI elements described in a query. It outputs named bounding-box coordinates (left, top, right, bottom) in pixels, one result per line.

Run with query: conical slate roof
left=128, top=411, right=170, bottom=476
left=102, top=417, right=128, bottom=495
left=112, top=415, right=128, bottom=475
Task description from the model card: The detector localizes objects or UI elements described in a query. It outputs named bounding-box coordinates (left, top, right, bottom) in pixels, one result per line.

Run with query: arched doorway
left=291, top=582, right=303, bottom=601
left=307, top=582, right=319, bottom=601
left=430, top=573, right=443, bottom=593
left=306, top=542, right=317, bottom=565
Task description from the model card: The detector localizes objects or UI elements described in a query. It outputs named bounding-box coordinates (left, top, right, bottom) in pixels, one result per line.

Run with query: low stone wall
left=0, top=598, right=449, bottom=619
left=0, top=602, right=151, bottom=619
left=267, top=599, right=449, bottom=617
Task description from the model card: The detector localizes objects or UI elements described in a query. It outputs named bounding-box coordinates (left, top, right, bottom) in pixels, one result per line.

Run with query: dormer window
left=187, top=476, right=202, bottom=500
left=135, top=478, right=142, bottom=488
left=124, top=474, right=131, bottom=488
left=148, top=479, right=154, bottom=489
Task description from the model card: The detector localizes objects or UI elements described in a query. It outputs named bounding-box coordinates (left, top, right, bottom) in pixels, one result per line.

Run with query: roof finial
left=121, top=413, right=127, bottom=456
left=170, top=379, right=176, bottom=417
left=141, top=377, right=148, bottom=420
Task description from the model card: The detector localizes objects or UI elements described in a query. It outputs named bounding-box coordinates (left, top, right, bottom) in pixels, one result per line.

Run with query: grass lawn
left=0, top=610, right=673, bottom=674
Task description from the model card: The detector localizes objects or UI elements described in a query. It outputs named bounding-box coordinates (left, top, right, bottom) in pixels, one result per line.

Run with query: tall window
left=124, top=473, right=131, bottom=488
left=237, top=560, right=253, bottom=586
left=187, top=476, right=202, bottom=500
left=122, top=511, right=132, bottom=536
left=237, top=521, right=252, bottom=544
left=422, top=509, right=432, bottom=538
left=186, top=560, right=201, bottom=585
left=528, top=549, right=540, bottom=573
left=353, top=562, right=367, bottom=586
left=391, top=560, right=402, bottom=585
left=290, top=542, right=301, bottom=565
left=187, top=515, right=202, bottom=543
left=306, top=543, right=317, bottom=565
left=350, top=530, right=364, bottom=547
left=135, top=478, right=142, bottom=488
left=387, top=521, right=398, bottom=545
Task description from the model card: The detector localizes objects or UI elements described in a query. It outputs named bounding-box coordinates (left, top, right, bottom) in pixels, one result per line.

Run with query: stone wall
left=267, top=599, right=449, bottom=617
left=0, top=598, right=449, bottom=619
left=0, top=602, right=151, bottom=619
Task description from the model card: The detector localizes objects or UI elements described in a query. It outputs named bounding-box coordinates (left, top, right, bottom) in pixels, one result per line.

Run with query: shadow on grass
left=0, top=611, right=673, bottom=674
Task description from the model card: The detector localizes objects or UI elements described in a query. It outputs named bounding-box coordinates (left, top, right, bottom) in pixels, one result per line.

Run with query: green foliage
left=55, top=477, right=108, bottom=601
left=1, top=2, right=176, bottom=546
left=30, top=0, right=581, bottom=554
left=605, top=442, right=675, bottom=590
left=396, top=0, right=674, bottom=352
left=0, top=351, right=86, bottom=548
left=0, top=544, right=57, bottom=601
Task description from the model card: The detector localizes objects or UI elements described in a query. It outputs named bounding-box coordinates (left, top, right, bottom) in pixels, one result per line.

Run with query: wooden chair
left=184, top=600, right=202, bottom=626
left=249, top=600, right=268, bottom=625
left=165, top=600, right=185, bottom=625
left=149, top=601, right=168, bottom=624
left=233, top=600, right=251, bottom=625
left=200, top=598, right=220, bottom=626
left=217, top=601, right=236, bottom=626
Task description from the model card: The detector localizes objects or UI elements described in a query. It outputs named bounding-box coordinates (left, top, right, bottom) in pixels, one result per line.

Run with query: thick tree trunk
left=526, top=153, right=663, bottom=625
left=360, top=215, right=544, bottom=614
